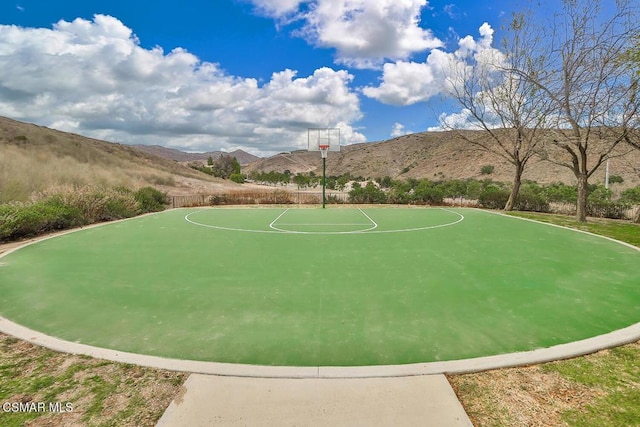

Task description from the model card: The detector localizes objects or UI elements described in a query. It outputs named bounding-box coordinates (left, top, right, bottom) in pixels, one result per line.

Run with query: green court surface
left=0, top=207, right=639, bottom=367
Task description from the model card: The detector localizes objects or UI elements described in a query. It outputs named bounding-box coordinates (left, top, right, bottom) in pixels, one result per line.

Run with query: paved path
left=156, top=374, right=473, bottom=427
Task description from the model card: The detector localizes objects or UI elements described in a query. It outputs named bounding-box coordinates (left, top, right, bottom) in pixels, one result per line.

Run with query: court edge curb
left=0, top=316, right=638, bottom=378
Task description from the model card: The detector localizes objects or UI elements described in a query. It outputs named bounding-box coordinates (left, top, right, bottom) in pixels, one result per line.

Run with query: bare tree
left=510, top=0, right=639, bottom=222
left=441, top=13, right=551, bottom=211
left=621, top=34, right=640, bottom=222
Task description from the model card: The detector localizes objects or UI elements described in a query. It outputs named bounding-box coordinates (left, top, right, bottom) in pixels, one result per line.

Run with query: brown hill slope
left=0, top=116, right=234, bottom=202
left=245, top=131, right=640, bottom=188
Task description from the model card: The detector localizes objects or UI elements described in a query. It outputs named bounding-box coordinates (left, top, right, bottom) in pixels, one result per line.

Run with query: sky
left=0, top=0, right=531, bottom=156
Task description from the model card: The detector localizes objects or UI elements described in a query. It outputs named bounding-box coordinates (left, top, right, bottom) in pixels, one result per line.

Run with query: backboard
left=308, top=128, right=341, bottom=152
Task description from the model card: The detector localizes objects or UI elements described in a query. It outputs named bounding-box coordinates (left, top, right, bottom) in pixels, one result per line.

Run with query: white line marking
left=185, top=208, right=464, bottom=235
left=357, top=208, right=378, bottom=231
left=268, top=209, right=290, bottom=231
left=185, top=210, right=277, bottom=234
left=276, top=223, right=371, bottom=226
left=365, top=208, right=464, bottom=234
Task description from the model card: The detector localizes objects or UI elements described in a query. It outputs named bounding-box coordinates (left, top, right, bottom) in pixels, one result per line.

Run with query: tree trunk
left=504, top=163, right=524, bottom=211
left=576, top=174, right=589, bottom=222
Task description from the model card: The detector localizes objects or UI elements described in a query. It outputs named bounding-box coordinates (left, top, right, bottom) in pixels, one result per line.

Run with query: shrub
left=229, top=173, right=245, bottom=184
left=480, top=165, right=495, bottom=175
left=544, top=182, right=577, bottom=204
left=586, top=185, right=629, bottom=219
left=587, top=200, right=631, bottom=219
left=348, top=182, right=387, bottom=204
left=134, top=187, right=169, bottom=213
left=478, top=185, right=510, bottom=209
left=608, top=175, right=624, bottom=184
left=514, top=187, right=550, bottom=212
left=49, top=186, right=138, bottom=222
left=0, top=198, right=84, bottom=241
left=620, top=186, right=640, bottom=204
left=412, top=179, right=444, bottom=204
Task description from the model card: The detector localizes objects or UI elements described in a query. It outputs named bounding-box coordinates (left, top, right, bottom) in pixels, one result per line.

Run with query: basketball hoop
left=319, top=144, right=330, bottom=159
left=307, top=128, right=341, bottom=208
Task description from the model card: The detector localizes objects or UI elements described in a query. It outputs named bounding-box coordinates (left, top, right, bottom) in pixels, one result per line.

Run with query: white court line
left=358, top=208, right=378, bottom=230
left=269, top=208, right=378, bottom=234
left=185, top=208, right=464, bottom=235
left=268, top=208, right=290, bottom=231
left=363, top=208, right=464, bottom=234
left=276, top=223, right=372, bottom=226
left=184, top=210, right=278, bottom=234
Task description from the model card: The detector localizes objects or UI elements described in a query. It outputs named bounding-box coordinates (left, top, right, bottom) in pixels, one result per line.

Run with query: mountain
left=133, top=145, right=260, bottom=166
left=244, top=131, right=640, bottom=189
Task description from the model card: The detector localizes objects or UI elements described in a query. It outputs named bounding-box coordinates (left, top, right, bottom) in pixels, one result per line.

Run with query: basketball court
left=0, top=206, right=639, bottom=375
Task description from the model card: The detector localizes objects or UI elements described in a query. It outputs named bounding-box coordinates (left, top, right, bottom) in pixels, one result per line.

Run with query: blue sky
left=1, top=0, right=528, bottom=155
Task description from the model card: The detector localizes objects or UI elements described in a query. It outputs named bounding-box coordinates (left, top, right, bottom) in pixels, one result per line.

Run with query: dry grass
left=450, top=341, right=640, bottom=427
left=0, top=116, right=224, bottom=203
left=0, top=333, right=185, bottom=427
left=450, top=365, right=603, bottom=426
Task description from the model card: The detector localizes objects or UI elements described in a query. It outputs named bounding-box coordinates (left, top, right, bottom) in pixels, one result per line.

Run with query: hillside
left=3, top=116, right=639, bottom=204
left=245, top=131, right=640, bottom=189
left=0, top=116, right=237, bottom=202
left=133, top=145, right=259, bottom=166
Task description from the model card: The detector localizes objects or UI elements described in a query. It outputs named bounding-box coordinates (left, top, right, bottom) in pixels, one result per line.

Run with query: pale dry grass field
left=0, top=116, right=229, bottom=203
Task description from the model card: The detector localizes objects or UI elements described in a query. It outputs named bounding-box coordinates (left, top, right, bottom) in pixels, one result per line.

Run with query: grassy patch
left=0, top=334, right=185, bottom=426
left=541, top=344, right=640, bottom=427
left=505, top=211, right=640, bottom=247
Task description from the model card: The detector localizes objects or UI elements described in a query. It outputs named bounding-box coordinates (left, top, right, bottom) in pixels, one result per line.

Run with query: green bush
left=620, top=186, right=640, bottom=204
left=0, top=198, right=84, bottom=241
left=515, top=183, right=550, bottom=213
left=608, top=175, right=624, bottom=184
left=586, top=185, right=630, bottom=219
left=478, top=185, right=510, bottom=209
left=480, top=165, right=495, bottom=175
left=229, top=173, right=245, bottom=184
left=515, top=192, right=550, bottom=212
left=348, top=182, right=387, bottom=204
left=51, top=186, right=138, bottom=222
left=0, top=185, right=168, bottom=242
left=543, top=182, right=577, bottom=204
left=134, top=187, right=169, bottom=213
left=412, top=179, right=444, bottom=204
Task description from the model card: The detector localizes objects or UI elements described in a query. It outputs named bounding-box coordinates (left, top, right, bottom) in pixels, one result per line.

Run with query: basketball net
left=319, top=145, right=329, bottom=159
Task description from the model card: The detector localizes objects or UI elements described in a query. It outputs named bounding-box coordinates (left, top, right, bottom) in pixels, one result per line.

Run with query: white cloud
left=0, top=15, right=364, bottom=155
left=427, top=108, right=484, bottom=131
left=250, top=0, right=307, bottom=18
left=362, top=49, right=454, bottom=105
left=362, top=23, right=502, bottom=106
left=252, top=0, right=442, bottom=69
left=390, top=122, right=412, bottom=137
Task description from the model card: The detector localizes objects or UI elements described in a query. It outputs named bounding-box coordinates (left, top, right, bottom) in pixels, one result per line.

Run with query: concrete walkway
left=156, top=374, right=473, bottom=427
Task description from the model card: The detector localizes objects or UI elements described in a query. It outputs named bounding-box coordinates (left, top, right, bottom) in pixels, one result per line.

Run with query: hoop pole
left=322, top=156, right=326, bottom=208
